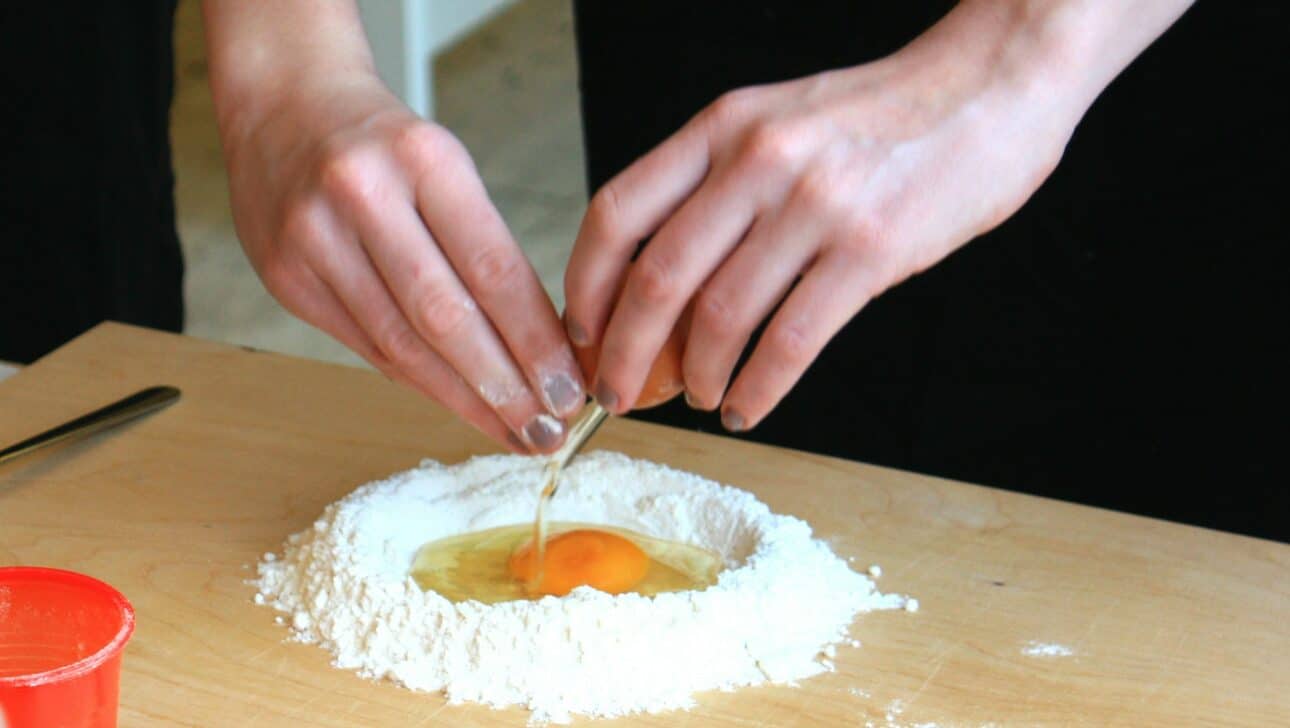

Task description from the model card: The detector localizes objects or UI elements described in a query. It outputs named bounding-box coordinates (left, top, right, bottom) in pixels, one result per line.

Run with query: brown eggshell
left=573, top=307, right=691, bottom=410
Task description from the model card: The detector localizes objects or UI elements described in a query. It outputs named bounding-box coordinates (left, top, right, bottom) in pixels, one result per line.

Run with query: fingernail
left=721, top=409, right=746, bottom=432
left=542, top=371, right=584, bottom=415
left=523, top=414, right=565, bottom=451
left=566, top=318, right=590, bottom=347
left=506, top=431, right=530, bottom=454
left=684, top=390, right=701, bottom=409
left=594, top=380, right=620, bottom=412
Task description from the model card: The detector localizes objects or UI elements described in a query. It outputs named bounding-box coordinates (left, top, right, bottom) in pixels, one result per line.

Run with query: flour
left=1022, top=641, right=1074, bottom=657
left=254, top=451, right=912, bottom=723
left=864, top=700, right=946, bottom=728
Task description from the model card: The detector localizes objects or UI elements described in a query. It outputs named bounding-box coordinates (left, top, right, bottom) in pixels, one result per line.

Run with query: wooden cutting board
left=0, top=323, right=1285, bottom=726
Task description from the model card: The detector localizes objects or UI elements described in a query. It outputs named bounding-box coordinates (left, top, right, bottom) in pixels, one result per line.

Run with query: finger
left=409, top=138, right=586, bottom=418
left=358, top=204, right=564, bottom=452
left=319, top=150, right=567, bottom=452
left=298, top=204, right=540, bottom=452
left=720, top=247, right=873, bottom=432
left=268, top=260, right=392, bottom=371
left=564, top=115, right=711, bottom=350
left=681, top=200, right=829, bottom=410
left=287, top=264, right=526, bottom=452
left=592, top=163, right=760, bottom=413
left=319, top=260, right=526, bottom=452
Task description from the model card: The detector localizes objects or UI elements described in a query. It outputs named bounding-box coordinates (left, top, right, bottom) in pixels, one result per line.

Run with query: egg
left=573, top=305, right=693, bottom=410
left=410, top=522, right=722, bottom=604
left=508, top=528, right=649, bottom=596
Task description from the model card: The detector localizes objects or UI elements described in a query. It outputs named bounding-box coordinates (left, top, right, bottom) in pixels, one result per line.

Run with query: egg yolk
left=508, top=529, right=649, bottom=596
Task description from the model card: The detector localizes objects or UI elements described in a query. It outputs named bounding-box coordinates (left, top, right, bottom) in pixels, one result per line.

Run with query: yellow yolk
left=508, top=529, right=649, bottom=596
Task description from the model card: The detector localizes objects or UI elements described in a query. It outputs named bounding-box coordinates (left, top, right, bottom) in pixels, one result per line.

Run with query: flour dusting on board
left=1022, top=641, right=1075, bottom=657
left=253, top=451, right=913, bottom=723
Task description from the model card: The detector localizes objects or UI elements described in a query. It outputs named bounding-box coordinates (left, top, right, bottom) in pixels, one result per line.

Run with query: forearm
left=201, top=1, right=379, bottom=145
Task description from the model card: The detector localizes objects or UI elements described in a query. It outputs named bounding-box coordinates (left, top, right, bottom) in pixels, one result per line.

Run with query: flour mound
left=255, top=451, right=910, bottom=724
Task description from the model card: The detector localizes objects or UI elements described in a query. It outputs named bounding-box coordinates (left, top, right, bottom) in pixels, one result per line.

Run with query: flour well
left=254, top=451, right=911, bottom=723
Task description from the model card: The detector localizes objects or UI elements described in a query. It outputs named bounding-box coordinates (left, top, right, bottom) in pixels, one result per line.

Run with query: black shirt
left=0, top=2, right=183, bottom=364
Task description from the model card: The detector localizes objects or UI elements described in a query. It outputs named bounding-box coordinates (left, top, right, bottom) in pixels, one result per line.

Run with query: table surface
left=0, top=323, right=1285, bottom=727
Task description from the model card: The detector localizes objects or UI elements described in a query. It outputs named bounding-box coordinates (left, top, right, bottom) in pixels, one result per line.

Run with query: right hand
left=219, top=73, right=584, bottom=452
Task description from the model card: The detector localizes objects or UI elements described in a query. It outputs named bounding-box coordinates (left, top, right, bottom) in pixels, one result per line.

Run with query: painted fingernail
left=542, top=371, right=584, bottom=415
left=721, top=409, right=746, bottom=432
left=594, top=380, right=620, bottom=412
left=566, top=318, right=590, bottom=347
left=506, top=431, right=530, bottom=454
left=523, top=414, right=565, bottom=451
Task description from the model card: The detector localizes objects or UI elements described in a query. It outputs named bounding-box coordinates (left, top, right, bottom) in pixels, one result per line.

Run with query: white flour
left=1022, top=641, right=1074, bottom=657
left=255, top=451, right=911, bottom=724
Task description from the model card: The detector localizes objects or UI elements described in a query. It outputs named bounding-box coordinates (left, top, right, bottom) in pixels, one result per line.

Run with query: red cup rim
left=0, top=566, right=136, bottom=688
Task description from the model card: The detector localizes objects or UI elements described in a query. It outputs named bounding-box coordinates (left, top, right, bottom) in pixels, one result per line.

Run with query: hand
left=217, top=73, right=584, bottom=452
left=564, top=0, right=1187, bottom=431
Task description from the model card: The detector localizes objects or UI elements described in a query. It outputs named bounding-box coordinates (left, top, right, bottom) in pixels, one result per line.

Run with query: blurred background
left=174, top=0, right=584, bottom=368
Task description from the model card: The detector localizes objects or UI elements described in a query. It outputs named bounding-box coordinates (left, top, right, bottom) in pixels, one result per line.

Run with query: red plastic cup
left=0, top=567, right=135, bottom=728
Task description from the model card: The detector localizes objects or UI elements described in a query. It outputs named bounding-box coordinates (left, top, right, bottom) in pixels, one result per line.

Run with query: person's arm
left=564, top=0, right=1193, bottom=430
left=201, top=1, right=585, bottom=452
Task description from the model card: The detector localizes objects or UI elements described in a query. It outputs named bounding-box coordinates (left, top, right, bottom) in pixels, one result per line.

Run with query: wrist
left=877, top=0, right=1191, bottom=155
left=859, top=2, right=1087, bottom=152
left=214, top=68, right=386, bottom=159
left=921, top=0, right=1193, bottom=122
left=202, top=0, right=384, bottom=154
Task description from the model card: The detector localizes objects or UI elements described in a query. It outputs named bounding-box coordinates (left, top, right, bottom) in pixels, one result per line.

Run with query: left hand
left=563, top=2, right=1091, bottom=431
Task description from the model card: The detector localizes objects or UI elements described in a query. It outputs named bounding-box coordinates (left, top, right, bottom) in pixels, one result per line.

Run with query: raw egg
left=508, top=528, right=648, bottom=596
left=409, top=522, right=721, bottom=604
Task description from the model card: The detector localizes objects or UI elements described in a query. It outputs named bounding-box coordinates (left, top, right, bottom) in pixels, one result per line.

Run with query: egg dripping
left=411, top=303, right=709, bottom=604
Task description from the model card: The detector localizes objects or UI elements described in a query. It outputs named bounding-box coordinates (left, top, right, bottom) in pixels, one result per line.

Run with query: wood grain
left=1, top=323, right=1286, bottom=727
